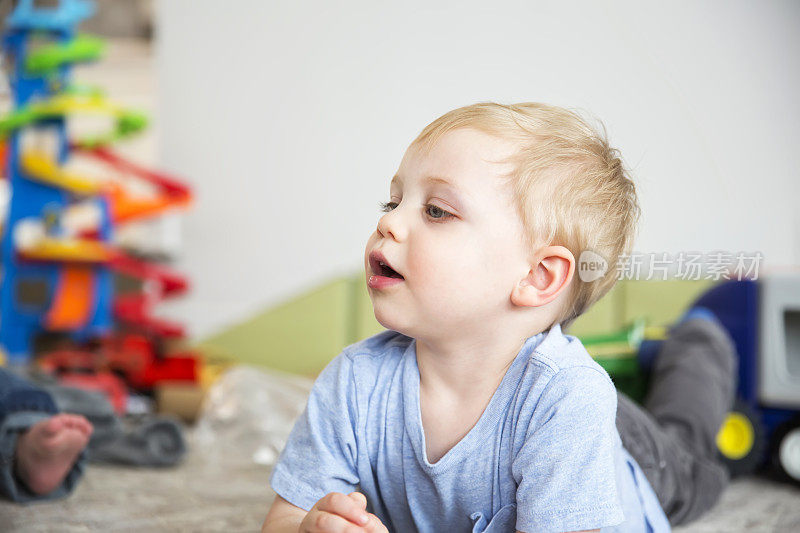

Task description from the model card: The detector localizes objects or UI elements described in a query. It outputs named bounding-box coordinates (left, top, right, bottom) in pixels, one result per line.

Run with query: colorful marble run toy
left=0, top=0, right=198, bottom=399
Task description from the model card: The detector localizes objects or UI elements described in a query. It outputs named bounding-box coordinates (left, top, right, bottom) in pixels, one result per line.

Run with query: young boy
left=261, top=103, right=735, bottom=532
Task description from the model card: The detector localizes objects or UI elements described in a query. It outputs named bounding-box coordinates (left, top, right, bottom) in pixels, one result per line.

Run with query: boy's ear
left=511, top=246, right=575, bottom=308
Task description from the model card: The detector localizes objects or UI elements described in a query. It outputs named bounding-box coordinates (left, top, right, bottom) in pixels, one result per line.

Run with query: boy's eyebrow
left=391, top=174, right=467, bottom=212
left=391, top=175, right=459, bottom=189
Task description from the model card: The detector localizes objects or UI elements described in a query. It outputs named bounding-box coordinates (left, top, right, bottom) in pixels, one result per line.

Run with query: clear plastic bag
left=193, top=366, right=313, bottom=468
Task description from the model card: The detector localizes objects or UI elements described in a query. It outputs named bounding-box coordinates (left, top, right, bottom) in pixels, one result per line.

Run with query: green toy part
left=25, top=34, right=105, bottom=75
left=0, top=94, right=148, bottom=146
left=580, top=318, right=646, bottom=357
left=63, top=83, right=106, bottom=97
left=581, top=319, right=648, bottom=400
left=76, top=111, right=148, bottom=148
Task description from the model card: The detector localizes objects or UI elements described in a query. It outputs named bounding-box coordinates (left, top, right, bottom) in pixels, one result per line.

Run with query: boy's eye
left=379, top=201, right=398, bottom=212
left=378, top=201, right=454, bottom=221
left=425, top=204, right=453, bottom=221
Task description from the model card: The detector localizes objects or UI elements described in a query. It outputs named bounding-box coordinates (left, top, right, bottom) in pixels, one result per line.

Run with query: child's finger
left=347, top=491, right=367, bottom=510
left=363, top=513, right=390, bottom=533
left=317, top=492, right=370, bottom=527
left=305, top=510, right=367, bottom=533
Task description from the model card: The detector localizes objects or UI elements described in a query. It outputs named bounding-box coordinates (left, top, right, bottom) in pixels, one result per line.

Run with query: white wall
left=154, top=0, right=800, bottom=339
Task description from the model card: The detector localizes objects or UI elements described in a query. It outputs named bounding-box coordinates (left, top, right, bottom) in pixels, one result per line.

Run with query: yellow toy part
left=585, top=342, right=636, bottom=358
left=43, top=93, right=117, bottom=115
left=716, top=412, right=755, bottom=460
left=643, top=325, right=668, bottom=341
left=21, top=151, right=102, bottom=195
left=14, top=217, right=113, bottom=263
left=19, top=236, right=112, bottom=262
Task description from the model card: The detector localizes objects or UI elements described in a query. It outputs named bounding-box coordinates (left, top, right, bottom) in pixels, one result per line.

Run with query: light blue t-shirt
left=270, top=324, right=671, bottom=532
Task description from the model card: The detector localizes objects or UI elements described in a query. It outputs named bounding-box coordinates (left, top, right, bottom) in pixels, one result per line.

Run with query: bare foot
left=14, top=414, right=93, bottom=495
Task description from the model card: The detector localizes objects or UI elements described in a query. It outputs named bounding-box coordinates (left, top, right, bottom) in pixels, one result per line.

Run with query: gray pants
left=616, top=318, right=737, bottom=527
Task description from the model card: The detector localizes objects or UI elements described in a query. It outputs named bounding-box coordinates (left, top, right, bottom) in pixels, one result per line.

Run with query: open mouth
left=378, top=261, right=404, bottom=279
left=370, top=252, right=404, bottom=280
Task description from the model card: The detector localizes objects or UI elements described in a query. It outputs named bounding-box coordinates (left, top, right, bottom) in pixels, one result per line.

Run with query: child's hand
left=299, top=491, right=387, bottom=532
left=347, top=492, right=389, bottom=532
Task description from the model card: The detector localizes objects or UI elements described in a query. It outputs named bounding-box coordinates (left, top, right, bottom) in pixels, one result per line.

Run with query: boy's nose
left=377, top=210, right=407, bottom=242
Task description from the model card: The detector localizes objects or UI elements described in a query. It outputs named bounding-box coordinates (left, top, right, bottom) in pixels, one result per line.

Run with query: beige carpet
left=0, top=366, right=800, bottom=533
left=2, top=365, right=799, bottom=532
left=1, top=447, right=799, bottom=532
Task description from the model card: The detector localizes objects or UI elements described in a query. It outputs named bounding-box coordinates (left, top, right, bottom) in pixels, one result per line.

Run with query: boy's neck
left=415, top=328, right=542, bottom=401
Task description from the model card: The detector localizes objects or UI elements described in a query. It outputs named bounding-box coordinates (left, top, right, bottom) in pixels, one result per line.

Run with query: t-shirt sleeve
left=512, top=365, right=624, bottom=533
left=269, top=351, right=360, bottom=511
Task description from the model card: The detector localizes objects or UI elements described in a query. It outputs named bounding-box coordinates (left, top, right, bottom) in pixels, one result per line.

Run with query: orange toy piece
left=0, top=141, right=7, bottom=177
left=105, top=180, right=188, bottom=223
left=44, top=264, right=95, bottom=330
left=72, top=145, right=192, bottom=223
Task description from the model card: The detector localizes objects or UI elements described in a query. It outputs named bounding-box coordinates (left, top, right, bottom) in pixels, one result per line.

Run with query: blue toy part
left=691, top=280, right=759, bottom=406
left=0, top=261, right=58, bottom=358
left=676, top=306, right=720, bottom=327
left=3, top=30, right=67, bottom=109
left=0, top=125, right=71, bottom=362
left=636, top=339, right=661, bottom=373
left=6, top=0, right=94, bottom=32
left=634, top=279, right=800, bottom=478
left=690, top=279, right=799, bottom=461
left=84, top=195, right=114, bottom=337
left=0, top=0, right=113, bottom=364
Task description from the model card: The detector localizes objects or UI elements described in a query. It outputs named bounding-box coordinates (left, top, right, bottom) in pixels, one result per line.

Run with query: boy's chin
left=372, top=308, right=413, bottom=336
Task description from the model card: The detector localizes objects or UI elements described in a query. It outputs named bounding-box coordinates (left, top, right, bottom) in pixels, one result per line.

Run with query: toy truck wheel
left=716, top=398, right=766, bottom=477
left=770, top=415, right=800, bottom=487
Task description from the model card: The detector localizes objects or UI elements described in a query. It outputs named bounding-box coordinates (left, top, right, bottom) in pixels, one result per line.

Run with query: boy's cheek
left=364, top=231, right=379, bottom=251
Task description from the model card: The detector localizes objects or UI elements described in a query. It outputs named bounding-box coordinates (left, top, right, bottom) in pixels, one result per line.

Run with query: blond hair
left=411, top=102, right=639, bottom=329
